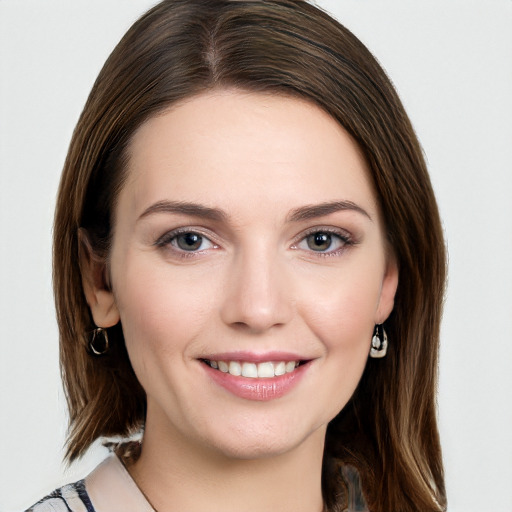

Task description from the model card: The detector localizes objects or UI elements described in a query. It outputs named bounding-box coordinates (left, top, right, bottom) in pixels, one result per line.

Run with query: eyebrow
left=138, top=200, right=228, bottom=222
left=137, top=199, right=371, bottom=224
left=287, top=201, right=372, bottom=222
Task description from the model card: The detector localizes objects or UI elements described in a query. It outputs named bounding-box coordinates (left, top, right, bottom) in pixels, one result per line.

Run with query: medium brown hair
left=54, top=1, right=447, bottom=510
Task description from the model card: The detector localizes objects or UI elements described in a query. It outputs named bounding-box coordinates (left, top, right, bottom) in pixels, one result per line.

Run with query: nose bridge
left=220, top=238, right=292, bottom=332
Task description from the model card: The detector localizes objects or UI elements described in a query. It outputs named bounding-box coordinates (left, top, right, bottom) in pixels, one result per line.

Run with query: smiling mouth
left=201, top=359, right=306, bottom=378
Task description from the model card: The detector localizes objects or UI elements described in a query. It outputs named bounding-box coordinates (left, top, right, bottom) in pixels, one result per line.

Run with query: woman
left=27, top=0, right=446, bottom=511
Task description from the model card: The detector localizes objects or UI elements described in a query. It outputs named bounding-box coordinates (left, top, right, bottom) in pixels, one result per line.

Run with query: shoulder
left=25, top=479, right=95, bottom=512
left=25, top=451, right=152, bottom=512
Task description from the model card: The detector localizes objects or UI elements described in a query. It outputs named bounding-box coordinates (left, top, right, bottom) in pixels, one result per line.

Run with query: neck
left=128, top=411, right=326, bottom=512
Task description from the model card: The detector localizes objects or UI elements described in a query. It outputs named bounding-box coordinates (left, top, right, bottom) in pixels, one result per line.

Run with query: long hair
left=53, top=1, right=447, bottom=510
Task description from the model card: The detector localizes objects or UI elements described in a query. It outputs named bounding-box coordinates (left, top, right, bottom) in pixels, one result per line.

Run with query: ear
left=78, top=228, right=120, bottom=328
left=375, top=254, right=399, bottom=324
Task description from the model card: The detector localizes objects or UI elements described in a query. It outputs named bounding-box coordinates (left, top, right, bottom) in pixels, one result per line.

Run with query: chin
left=200, top=418, right=327, bottom=461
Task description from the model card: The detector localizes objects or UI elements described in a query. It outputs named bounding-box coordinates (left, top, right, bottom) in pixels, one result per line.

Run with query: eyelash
left=154, top=227, right=355, bottom=259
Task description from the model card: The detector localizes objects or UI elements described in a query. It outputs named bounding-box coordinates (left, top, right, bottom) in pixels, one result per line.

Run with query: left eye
left=296, top=231, right=347, bottom=253
left=161, top=231, right=215, bottom=252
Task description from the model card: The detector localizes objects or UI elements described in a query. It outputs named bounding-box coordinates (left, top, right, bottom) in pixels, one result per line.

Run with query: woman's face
left=89, top=89, right=397, bottom=459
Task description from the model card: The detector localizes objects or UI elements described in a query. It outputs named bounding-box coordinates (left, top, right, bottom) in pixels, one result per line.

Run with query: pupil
left=308, top=232, right=331, bottom=251
left=177, top=233, right=202, bottom=250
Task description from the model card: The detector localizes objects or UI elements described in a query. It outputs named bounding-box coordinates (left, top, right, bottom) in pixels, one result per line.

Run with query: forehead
left=120, top=89, right=378, bottom=220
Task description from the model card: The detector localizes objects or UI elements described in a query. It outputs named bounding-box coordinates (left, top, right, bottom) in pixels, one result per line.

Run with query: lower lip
left=202, top=362, right=310, bottom=401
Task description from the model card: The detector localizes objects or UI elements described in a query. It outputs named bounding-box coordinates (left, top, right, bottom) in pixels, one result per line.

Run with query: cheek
left=297, top=260, right=384, bottom=352
left=302, top=280, right=378, bottom=421
left=112, top=256, right=218, bottom=368
left=295, top=256, right=384, bottom=419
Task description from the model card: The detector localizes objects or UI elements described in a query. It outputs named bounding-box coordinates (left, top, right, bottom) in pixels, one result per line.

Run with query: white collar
left=85, top=454, right=156, bottom=512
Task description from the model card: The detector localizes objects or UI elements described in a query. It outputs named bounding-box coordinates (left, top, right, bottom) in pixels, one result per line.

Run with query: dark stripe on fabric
left=74, top=480, right=96, bottom=512
left=59, top=493, right=74, bottom=512
left=25, top=480, right=96, bottom=512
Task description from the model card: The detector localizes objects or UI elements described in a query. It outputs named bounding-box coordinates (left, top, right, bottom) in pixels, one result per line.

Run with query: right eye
left=173, top=232, right=212, bottom=251
left=156, top=230, right=217, bottom=253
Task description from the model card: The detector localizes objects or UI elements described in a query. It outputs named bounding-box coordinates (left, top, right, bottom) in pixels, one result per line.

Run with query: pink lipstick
left=199, top=352, right=311, bottom=401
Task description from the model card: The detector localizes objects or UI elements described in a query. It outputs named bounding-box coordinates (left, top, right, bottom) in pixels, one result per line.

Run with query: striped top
left=26, top=480, right=95, bottom=512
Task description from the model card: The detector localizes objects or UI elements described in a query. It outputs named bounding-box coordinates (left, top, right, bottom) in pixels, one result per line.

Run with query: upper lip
left=198, top=351, right=312, bottom=363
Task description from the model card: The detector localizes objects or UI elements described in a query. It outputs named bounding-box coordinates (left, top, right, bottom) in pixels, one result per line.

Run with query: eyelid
left=292, top=226, right=353, bottom=244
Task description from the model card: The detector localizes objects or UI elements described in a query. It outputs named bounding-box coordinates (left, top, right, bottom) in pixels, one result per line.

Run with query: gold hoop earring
left=90, top=327, right=109, bottom=355
left=369, top=324, right=388, bottom=358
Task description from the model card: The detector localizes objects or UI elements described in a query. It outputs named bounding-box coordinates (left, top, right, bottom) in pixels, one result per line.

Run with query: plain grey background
left=1, top=1, right=511, bottom=510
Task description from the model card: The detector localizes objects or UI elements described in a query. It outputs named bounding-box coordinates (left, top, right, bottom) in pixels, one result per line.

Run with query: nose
left=219, top=245, right=293, bottom=333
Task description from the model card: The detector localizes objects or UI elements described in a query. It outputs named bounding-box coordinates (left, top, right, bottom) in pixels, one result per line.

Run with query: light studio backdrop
left=1, top=1, right=511, bottom=511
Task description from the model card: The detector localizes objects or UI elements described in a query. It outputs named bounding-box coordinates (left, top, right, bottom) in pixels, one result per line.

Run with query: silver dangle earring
left=90, top=327, right=109, bottom=355
left=369, top=324, right=388, bottom=358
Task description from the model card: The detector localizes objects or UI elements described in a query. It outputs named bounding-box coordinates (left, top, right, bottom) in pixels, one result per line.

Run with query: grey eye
left=306, top=232, right=333, bottom=251
left=295, top=230, right=348, bottom=254
left=175, top=232, right=205, bottom=251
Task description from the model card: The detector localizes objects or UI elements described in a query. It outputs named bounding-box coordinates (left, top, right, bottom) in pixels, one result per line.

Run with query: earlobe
left=78, top=229, right=120, bottom=328
left=375, top=256, right=399, bottom=324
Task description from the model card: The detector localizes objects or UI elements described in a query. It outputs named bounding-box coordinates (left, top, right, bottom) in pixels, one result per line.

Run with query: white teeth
left=207, top=359, right=301, bottom=378
left=242, top=362, right=258, bottom=378
left=257, top=362, right=274, bottom=378
left=274, top=361, right=286, bottom=376
left=228, top=361, right=242, bottom=376
left=285, top=361, right=297, bottom=373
